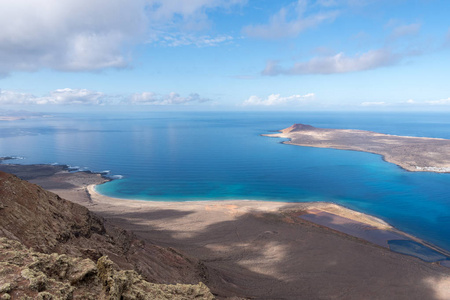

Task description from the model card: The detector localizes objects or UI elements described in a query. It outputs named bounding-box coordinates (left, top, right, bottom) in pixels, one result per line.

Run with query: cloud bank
left=425, top=98, right=450, bottom=105
left=0, top=0, right=245, bottom=75
left=388, top=23, right=421, bottom=41
left=0, top=0, right=150, bottom=75
left=0, top=89, right=211, bottom=106
left=157, top=33, right=234, bottom=47
left=243, top=0, right=337, bottom=39
left=129, top=92, right=211, bottom=105
left=445, top=28, right=450, bottom=47
left=263, top=49, right=401, bottom=75
left=360, top=101, right=387, bottom=107
left=242, top=93, right=315, bottom=106
left=259, top=16, right=427, bottom=77
left=359, top=98, right=450, bottom=107
left=0, top=88, right=106, bottom=105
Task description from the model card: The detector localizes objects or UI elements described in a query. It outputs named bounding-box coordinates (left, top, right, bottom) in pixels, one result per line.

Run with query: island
left=264, top=123, right=450, bottom=173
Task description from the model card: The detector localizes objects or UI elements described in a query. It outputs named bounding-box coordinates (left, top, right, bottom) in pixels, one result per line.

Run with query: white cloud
left=39, top=89, right=106, bottom=105
left=0, top=88, right=213, bottom=106
left=425, top=98, right=450, bottom=105
left=242, top=93, right=315, bottom=106
left=372, top=98, right=450, bottom=107
left=317, top=0, right=375, bottom=7
left=389, top=23, right=421, bottom=41
left=148, top=0, right=246, bottom=23
left=0, top=89, right=35, bottom=105
left=0, top=0, right=245, bottom=75
left=242, top=0, right=338, bottom=39
left=445, top=28, right=450, bottom=47
left=262, top=49, right=401, bottom=75
left=0, top=88, right=106, bottom=105
left=0, top=0, right=150, bottom=75
left=360, top=99, right=450, bottom=107
left=316, top=0, right=338, bottom=7
left=1, top=88, right=213, bottom=106
left=147, top=0, right=246, bottom=44
left=157, top=33, right=233, bottom=47
left=360, top=101, right=387, bottom=106
left=129, top=92, right=211, bottom=105
left=129, top=92, right=158, bottom=104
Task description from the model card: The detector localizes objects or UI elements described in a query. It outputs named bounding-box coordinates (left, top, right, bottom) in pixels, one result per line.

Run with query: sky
left=0, top=0, right=449, bottom=112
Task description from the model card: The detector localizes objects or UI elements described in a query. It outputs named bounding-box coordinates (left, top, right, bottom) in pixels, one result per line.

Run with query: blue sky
left=0, top=0, right=449, bottom=112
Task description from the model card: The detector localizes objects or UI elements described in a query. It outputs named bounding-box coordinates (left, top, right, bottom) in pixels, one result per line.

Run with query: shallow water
left=1, top=111, right=450, bottom=251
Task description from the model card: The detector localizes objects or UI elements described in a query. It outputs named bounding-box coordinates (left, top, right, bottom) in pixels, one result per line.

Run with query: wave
left=63, top=165, right=121, bottom=180
left=0, top=156, right=25, bottom=161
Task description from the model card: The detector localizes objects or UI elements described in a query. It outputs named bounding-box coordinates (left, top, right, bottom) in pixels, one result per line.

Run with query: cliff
left=0, top=171, right=214, bottom=299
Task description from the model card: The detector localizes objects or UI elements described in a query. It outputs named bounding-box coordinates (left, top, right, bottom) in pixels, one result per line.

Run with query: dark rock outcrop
left=0, top=237, right=214, bottom=299
left=0, top=171, right=213, bottom=299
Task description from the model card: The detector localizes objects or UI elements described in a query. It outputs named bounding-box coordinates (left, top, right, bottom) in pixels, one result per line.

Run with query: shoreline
left=3, top=162, right=450, bottom=298
left=264, top=124, right=450, bottom=173
left=89, top=184, right=392, bottom=228
left=279, top=139, right=450, bottom=174
left=89, top=184, right=391, bottom=227
left=1, top=160, right=448, bottom=263
left=88, top=183, right=450, bottom=262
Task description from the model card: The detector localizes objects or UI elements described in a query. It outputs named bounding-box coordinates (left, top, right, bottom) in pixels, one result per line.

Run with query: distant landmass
left=265, top=123, right=450, bottom=173
left=0, top=110, right=51, bottom=121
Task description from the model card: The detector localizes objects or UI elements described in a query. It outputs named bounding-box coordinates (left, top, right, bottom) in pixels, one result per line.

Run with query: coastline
left=1, top=161, right=448, bottom=262
left=2, top=163, right=450, bottom=298
left=264, top=124, right=450, bottom=173
left=87, top=184, right=450, bottom=261
left=88, top=184, right=393, bottom=228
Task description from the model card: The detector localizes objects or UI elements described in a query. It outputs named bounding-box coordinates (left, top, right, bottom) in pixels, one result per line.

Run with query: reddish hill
left=0, top=171, right=209, bottom=286
left=281, top=123, right=317, bottom=134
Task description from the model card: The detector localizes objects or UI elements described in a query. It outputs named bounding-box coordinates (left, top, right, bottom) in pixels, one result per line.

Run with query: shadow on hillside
left=97, top=204, right=450, bottom=300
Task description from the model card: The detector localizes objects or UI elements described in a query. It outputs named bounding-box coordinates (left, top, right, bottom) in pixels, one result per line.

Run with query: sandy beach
left=2, top=164, right=450, bottom=299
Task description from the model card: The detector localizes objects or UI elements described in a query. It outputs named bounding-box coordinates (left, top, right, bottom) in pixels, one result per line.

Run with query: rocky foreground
left=0, top=238, right=212, bottom=299
left=265, top=123, right=450, bottom=172
left=0, top=171, right=214, bottom=299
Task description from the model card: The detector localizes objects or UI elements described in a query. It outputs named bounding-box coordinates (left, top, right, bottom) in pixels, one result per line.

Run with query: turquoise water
left=1, top=111, right=450, bottom=251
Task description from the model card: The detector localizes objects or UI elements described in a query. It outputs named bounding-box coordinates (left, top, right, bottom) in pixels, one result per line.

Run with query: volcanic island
left=264, top=123, right=450, bottom=173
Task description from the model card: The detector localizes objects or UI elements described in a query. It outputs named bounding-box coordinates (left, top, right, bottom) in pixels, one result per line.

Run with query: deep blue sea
left=1, top=111, right=450, bottom=252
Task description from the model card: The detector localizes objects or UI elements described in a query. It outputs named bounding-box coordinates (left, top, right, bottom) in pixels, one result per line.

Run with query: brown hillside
left=0, top=171, right=209, bottom=286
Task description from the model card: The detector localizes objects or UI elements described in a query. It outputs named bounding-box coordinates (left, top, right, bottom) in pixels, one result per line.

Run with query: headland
left=264, top=123, right=450, bottom=173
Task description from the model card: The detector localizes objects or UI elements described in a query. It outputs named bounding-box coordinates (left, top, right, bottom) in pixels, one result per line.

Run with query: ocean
left=1, top=111, right=450, bottom=252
